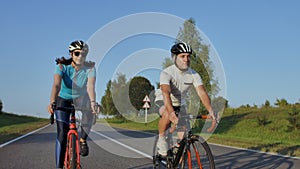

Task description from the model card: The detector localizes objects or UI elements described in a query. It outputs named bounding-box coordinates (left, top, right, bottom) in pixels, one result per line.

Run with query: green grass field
left=0, top=112, right=48, bottom=144
left=102, top=105, right=300, bottom=157
left=210, top=106, right=300, bottom=157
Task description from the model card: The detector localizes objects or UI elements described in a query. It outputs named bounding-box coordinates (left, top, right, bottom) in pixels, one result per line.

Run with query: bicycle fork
left=64, top=117, right=80, bottom=169
left=187, top=135, right=204, bottom=169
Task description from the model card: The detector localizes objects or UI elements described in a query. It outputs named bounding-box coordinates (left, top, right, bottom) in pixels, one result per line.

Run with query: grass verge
left=100, top=105, right=300, bottom=158
left=0, top=112, right=48, bottom=144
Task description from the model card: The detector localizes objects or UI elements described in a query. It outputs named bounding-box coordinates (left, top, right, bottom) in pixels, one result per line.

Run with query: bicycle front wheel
left=182, top=135, right=215, bottom=169
left=70, top=134, right=78, bottom=169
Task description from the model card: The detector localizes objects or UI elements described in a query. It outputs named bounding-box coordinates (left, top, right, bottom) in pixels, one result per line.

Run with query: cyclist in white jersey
left=155, top=42, right=216, bottom=156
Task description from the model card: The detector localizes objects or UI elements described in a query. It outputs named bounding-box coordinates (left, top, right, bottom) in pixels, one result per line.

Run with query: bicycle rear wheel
left=181, top=135, right=215, bottom=169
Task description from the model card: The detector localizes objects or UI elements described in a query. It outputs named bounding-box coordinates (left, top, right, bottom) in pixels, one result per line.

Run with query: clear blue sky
left=0, top=0, right=299, bottom=118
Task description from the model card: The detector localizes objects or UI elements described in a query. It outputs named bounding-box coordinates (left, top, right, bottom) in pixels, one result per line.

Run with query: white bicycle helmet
left=68, top=40, right=89, bottom=53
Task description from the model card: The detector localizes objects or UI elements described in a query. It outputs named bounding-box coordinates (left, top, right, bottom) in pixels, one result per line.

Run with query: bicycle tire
left=183, top=135, right=215, bottom=169
left=70, top=133, right=78, bottom=169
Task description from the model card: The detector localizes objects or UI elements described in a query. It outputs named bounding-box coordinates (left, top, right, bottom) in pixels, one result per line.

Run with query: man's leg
left=158, top=106, right=170, bottom=134
left=157, top=106, right=170, bottom=156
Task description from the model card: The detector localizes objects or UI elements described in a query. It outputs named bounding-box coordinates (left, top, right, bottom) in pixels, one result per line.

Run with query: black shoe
left=80, top=140, right=89, bottom=156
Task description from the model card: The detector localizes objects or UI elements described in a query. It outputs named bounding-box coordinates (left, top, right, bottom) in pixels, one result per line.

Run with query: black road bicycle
left=153, top=114, right=216, bottom=169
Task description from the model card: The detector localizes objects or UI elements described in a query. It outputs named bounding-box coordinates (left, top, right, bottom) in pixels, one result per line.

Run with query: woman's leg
left=79, top=110, right=94, bottom=156
left=80, top=110, right=94, bottom=140
left=55, top=110, right=70, bottom=168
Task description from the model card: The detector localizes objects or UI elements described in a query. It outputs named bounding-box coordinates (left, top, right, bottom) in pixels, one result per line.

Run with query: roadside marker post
left=142, top=95, right=150, bottom=125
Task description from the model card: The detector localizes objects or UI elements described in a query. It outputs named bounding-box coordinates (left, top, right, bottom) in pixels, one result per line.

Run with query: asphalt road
left=0, top=123, right=299, bottom=169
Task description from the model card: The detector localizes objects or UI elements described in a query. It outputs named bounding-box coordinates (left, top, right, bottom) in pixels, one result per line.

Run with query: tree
left=106, top=73, right=156, bottom=120
left=263, top=100, right=271, bottom=108
left=275, top=98, right=289, bottom=107
left=111, top=73, right=127, bottom=90
left=162, top=57, right=173, bottom=69
left=162, top=18, right=217, bottom=95
left=287, top=106, right=300, bottom=131
left=0, top=99, right=3, bottom=112
left=212, top=97, right=228, bottom=113
left=100, top=80, right=118, bottom=117
left=110, top=73, right=129, bottom=119
left=129, top=76, right=154, bottom=116
left=176, top=18, right=219, bottom=96
left=168, top=18, right=221, bottom=115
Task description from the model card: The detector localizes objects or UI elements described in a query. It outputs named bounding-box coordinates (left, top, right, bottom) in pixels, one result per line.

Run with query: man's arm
left=196, top=85, right=216, bottom=120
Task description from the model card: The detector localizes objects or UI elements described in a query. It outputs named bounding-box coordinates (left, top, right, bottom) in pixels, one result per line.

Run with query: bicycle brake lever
left=50, top=114, right=54, bottom=124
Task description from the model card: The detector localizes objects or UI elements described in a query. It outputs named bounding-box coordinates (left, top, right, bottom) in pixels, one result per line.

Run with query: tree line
left=100, top=74, right=155, bottom=119
left=239, top=98, right=300, bottom=109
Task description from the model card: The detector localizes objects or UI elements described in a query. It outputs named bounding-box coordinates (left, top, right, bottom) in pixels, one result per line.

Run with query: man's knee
left=161, top=110, right=169, bottom=119
left=159, top=106, right=166, bottom=116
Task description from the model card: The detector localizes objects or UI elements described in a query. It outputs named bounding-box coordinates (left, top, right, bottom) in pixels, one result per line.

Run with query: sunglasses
left=73, top=51, right=87, bottom=57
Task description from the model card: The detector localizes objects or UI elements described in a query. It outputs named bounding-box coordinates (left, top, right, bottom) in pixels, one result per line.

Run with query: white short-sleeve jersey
left=155, top=64, right=203, bottom=106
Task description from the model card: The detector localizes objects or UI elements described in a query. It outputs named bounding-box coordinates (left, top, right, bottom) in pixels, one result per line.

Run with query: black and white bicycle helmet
left=68, top=40, right=89, bottom=53
left=171, top=42, right=192, bottom=55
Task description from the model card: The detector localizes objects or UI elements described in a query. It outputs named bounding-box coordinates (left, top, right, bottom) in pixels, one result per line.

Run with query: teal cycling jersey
left=54, top=64, right=96, bottom=100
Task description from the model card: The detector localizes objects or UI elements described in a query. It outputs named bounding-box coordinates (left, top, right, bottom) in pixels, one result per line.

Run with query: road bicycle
left=50, top=104, right=81, bottom=169
left=50, top=103, right=99, bottom=169
left=153, top=114, right=217, bottom=169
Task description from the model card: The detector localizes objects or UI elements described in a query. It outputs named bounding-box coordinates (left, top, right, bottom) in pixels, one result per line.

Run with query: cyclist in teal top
left=47, top=40, right=98, bottom=169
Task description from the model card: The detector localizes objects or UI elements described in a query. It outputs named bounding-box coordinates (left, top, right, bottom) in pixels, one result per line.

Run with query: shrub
left=257, top=115, right=271, bottom=126
left=287, top=106, right=300, bottom=131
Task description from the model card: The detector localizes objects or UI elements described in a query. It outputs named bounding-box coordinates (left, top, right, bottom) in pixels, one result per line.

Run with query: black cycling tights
left=54, top=109, right=93, bottom=168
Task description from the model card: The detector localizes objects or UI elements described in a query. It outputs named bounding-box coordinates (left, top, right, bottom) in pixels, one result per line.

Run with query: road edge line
left=91, top=129, right=152, bottom=159
left=0, top=124, right=51, bottom=148
left=209, top=142, right=300, bottom=160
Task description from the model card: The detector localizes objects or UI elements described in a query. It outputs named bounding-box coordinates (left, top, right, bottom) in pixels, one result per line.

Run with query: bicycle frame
left=64, top=108, right=81, bottom=169
left=166, top=124, right=194, bottom=168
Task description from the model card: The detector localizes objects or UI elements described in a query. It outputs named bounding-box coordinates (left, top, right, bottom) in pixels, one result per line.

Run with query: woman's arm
left=87, top=76, right=97, bottom=113
left=48, top=74, right=62, bottom=114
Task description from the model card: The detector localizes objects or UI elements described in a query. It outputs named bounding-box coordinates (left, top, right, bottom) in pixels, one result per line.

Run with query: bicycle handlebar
left=49, top=102, right=102, bottom=124
left=171, top=114, right=217, bottom=133
left=50, top=114, right=54, bottom=124
left=49, top=103, right=57, bottom=125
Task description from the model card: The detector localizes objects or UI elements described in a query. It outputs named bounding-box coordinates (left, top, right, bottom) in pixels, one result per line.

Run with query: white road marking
left=91, top=129, right=153, bottom=159
left=0, top=124, right=51, bottom=148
